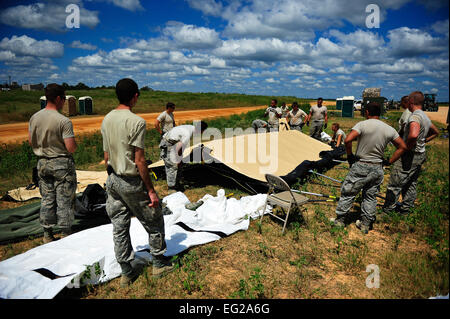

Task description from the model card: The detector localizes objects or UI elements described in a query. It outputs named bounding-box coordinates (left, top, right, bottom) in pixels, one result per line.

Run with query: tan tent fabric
left=278, top=118, right=291, bottom=131
left=150, top=130, right=331, bottom=182
left=5, top=170, right=108, bottom=201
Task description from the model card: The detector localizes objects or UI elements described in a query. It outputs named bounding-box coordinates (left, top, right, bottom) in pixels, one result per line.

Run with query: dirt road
left=0, top=105, right=266, bottom=144
left=425, top=106, right=449, bottom=125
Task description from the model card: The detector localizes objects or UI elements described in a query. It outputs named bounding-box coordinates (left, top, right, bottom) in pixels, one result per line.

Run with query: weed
left=177, top=251, right=204, bottom=295
left=231, top=267, right=266, bottom=299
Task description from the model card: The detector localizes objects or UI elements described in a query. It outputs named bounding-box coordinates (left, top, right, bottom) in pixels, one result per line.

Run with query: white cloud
left=0, top=1, right=99, bottom=32
left=280, top=64, right=326, bottom=75
left=69, top=40, right=97, bottom=50
left=209, top=57, right=227, bottom=69
left=432, top=19, right=449, bottom=37
left=265, top=78, right=279, bottom=83
left=106, top=0, right=143, bottom=11
left=0, top=35, right=64, bottom=58
left=181, top=79, right=194, bottom=85
left=163, top=23, right=221, bottom=49
left=213, top=0, right=410, bottom=40
left=422, top=80, right=435, bottom=86
left=350, top=81, right=365, bottom=87
left=183, top=65, right=210, bottom=75
left=387, top=27, right=447, bottom=57
left=187, top=0, right=223, bottom=17
left=213, top=38, right=308, bottom=62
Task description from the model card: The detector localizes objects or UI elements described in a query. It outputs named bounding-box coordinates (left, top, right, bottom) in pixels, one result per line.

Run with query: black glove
left=347, top=154, right=357, bottom=167
left=382, top=158, right=391, bottom=167
left=324, top=123, right=327, bottom=129
left=306, top=121, right=310, bottom=127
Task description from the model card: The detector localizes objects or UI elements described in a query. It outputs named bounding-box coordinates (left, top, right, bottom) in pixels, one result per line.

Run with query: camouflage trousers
left=310, top=120, right=323, bottom=140
left=37, top=157, right=77, bottom=230
left=335, top=161, right=384, bottom=225
left=159, top=138, right=182, bottom=188
left=105, top=173, right=166, bottom=268
left=383, top=151, right=426, bottom=214
left=252, top=120, right=268, bottom=133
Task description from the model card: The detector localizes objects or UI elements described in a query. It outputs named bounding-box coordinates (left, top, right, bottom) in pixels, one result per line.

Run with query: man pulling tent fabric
left=264, top=99, right=282, bottom=131
left=159, top=121, right=208, bottom=194
left=330, top=102, right=407, bottom=234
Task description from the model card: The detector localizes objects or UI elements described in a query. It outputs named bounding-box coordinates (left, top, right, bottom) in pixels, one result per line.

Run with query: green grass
left=0, top=89, right=314, bottom=124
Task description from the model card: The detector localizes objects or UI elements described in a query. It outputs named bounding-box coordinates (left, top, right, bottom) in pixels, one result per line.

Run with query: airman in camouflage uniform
left=330, top=102, right=406, bottom=234
left=102, top=79, right=174, bottom=286
left=159, top=122, right=208, bottom=194
left=29, top=83, right=78, bottom=243
left=383, top=91, right=439, bottom=215
left=251, top=119, right=268, bottom=133
left=307, top=98, right=328, bottom=140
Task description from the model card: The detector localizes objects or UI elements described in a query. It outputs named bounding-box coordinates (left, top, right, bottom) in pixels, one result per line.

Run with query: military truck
left=423, top=93, right=439, bottom=112
left=361, top=88, right=387, bottom=115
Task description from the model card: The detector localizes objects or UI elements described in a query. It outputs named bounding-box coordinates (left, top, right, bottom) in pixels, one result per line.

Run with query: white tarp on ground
left=0, top=190, right=270, bottom=299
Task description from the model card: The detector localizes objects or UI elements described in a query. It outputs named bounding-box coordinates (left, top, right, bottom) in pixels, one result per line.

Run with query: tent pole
left=308, top=170, right=343, bottom=184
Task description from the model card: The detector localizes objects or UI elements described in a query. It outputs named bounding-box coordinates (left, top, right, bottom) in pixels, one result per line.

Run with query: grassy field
left=0, top=89, right=321, bottom=124
left=0, top=108, right=448, bottom=299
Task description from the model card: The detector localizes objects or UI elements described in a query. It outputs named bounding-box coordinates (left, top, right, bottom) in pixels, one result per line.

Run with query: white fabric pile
left=0, top=190, right=269, bottom=299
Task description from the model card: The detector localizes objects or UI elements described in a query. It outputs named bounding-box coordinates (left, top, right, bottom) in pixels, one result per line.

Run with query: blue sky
left=0, top=0, right=448, bottom=100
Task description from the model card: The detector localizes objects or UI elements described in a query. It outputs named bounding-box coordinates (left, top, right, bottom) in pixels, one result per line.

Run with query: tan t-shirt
left=157, top=110, right=175, bottom=134
left=398, top=109, right=411, bottom=131
left=309, top=105, right=327, bottom=122
left=352, top=119, right=399, bottom=163
left=404, top=109, right=432, bottom=153
left=101, top=109, right=147, bottom=176
left=265, top=107, right=282, bottom=125
left=288, top=109, right=307, bottom=125
left=28, top=109, right=75, bottom=157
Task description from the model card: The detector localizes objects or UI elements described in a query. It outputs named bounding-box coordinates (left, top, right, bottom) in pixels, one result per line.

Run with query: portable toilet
left=62, top=95, right=77, bottom=116
left=40, top=96, right=47, bottom=109
left=341, top=96, right=354, bottom=118
left=78, top=96, right=93, bottom=115
left=336, top=98, right=343, bottom=110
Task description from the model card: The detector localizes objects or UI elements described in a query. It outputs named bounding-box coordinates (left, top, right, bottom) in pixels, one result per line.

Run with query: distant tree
left=62, top=82, right=70, bottom=90
left=140, top=86, right=153, bottom=91
left=74, top=82, right=90, bottom=90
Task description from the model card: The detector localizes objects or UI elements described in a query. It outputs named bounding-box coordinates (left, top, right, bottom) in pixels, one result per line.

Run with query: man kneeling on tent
left=330, top=102, right=407, bottom=234
left=101, top=78, right=173, bottom=287
left=329, top=123, right=346, bottom=148
left=159, top=120, right=208, bottom=194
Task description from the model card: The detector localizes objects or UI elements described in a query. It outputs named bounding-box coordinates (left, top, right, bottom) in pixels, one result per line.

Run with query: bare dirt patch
left=425, top=107, right=449, bottom=125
